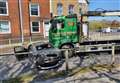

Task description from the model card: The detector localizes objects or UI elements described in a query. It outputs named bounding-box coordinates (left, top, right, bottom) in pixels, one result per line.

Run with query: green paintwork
left=49, top=14, right=79, bottom=48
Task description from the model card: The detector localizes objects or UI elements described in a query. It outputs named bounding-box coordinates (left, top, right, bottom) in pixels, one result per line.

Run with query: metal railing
left=0, top=36, right=48, bottom=46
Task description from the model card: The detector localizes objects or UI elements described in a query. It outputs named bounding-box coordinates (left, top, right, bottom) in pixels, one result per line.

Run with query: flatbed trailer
left=74, top=10, right=120, bottom=53
left=80, top=40, right=120, bottom=45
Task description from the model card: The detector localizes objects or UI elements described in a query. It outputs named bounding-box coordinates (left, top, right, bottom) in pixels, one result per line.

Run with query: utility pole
left=19, top=0, right=24, bottom=44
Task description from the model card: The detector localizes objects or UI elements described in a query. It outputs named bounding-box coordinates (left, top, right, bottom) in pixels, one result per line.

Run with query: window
left=79, top=8, right=82, bottom=15
left=30, top=4, right=39, bottom=16
left=0, top=21, right=10, bottom=33
left=0, top=0, right=8, bottom=15
left=31, top=21, right=40, bottom=33
left=68, top=5, right=74, bottom=14
left=57, top=3, right=63, bottom=16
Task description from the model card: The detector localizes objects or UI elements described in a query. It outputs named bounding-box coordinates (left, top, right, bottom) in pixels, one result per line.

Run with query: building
left=0, top=0, right=88, bottom=44
left=0, top=0, right=50, bottom=43
left=50, top=0, right=88, bottom=17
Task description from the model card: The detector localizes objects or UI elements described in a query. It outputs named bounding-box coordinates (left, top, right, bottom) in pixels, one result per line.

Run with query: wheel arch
left=59, top=42, right=74, bottom=49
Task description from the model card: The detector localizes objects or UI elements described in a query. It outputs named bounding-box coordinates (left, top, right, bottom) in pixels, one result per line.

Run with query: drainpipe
left=50, top=0, right=52, bottom=13
left=18, top=0, right=24, bottom=44
left=28, top=0, right=32, bottom=43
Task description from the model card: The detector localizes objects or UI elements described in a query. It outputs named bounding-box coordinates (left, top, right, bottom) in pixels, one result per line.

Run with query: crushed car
left=14, top=42, right=64, bottom=70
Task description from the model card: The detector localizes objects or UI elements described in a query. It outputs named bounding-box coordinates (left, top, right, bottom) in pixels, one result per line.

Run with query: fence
left=0, top=36, right=48, bottom=46
left=1, top=32, right=120, bottom=45
left=89, top=32, right=120, bottom=41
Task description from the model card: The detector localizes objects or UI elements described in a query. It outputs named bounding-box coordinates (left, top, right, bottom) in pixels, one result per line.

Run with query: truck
left=49, top=14, right=81, bottom=49
left=49, top=10, right=120, bottom=54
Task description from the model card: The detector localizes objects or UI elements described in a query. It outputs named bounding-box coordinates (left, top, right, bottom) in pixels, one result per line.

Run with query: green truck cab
left=49, top=14, right=81, bottom=49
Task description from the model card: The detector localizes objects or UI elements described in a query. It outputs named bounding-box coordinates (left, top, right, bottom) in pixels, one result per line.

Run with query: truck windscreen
left=50, top=19, right=64, bottom=31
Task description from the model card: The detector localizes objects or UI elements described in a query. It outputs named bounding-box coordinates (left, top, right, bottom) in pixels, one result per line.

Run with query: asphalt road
left=0, top=55, right=31, bottom=80
left=0, top=53, right=120, bottom=83
left=31, top=53, right=120, bottom=83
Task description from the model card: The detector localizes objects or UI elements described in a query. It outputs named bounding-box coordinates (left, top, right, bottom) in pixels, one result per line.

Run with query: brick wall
left=0, top=0, right=50, bottom=41
left=0, top=0, right=20, bottom=39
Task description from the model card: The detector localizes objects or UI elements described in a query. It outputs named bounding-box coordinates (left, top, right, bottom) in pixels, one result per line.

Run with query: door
left=43, top=21, right=50, bottom=37
left=82, top=23, right=88, bottom=38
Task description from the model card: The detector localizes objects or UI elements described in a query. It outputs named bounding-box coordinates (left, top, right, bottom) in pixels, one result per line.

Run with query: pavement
left=0, top=40, right=49, bottom=54
left=0, top=43, right=23, bottom=55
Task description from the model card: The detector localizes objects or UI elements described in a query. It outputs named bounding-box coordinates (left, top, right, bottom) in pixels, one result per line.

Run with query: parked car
left=14, top=42, right=63, bottom=70
left=96, top=28, right=120, bottom=33
left=96, top=29, right=106, bottom=32
left=117, top=29, right=120, bottom=32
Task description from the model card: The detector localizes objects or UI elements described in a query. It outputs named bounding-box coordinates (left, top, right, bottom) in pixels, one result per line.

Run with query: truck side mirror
left=61, top=23, right=64, bottom=29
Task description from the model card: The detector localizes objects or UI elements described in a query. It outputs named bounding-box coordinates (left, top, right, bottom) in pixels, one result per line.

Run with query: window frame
left=79, top=8, right=82, bottom=16
left=30, top=3, right=40, bottom=16
left=68, top=4, right=74, bottom=15
left=31, top=21, right=41, bottom=33
left=0, top=0, right=9, bottom=16
left=57, top=3, right=63, bottom=16
left=0, top=20, right=11, bottom=34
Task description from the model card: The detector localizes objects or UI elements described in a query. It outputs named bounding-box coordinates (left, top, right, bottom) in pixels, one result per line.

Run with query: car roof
left=29, top=41, right=50, bottom=46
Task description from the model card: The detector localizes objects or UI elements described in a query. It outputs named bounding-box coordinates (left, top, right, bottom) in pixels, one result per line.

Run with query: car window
left=14, top=46, right=27, bottom=53
left=36, top=44, right=52, bottom=50
left=29, top=45, right=33, bottom=51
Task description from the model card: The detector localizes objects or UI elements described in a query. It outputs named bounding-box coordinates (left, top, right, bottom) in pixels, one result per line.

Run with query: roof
left=78, top=0, right=89, bottom=4
left=86, top=0, right=89, bottom=4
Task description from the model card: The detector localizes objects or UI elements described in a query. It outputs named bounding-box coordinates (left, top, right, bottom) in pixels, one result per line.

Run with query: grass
left=2, top=77, right=23, bottom=83
left=19, top=72, right=36, bottom=83
left=42, top=70, right=66, bottom=80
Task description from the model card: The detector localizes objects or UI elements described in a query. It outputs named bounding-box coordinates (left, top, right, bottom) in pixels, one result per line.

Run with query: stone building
left=50, top=0, right=88, bottom=17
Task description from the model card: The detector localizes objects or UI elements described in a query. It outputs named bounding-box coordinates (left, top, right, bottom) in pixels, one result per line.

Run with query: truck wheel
left=61, top=44, right=74, bottom=58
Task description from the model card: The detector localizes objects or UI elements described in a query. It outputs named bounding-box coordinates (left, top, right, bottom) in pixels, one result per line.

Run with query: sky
left=88, top=0, right=120, bottom=21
